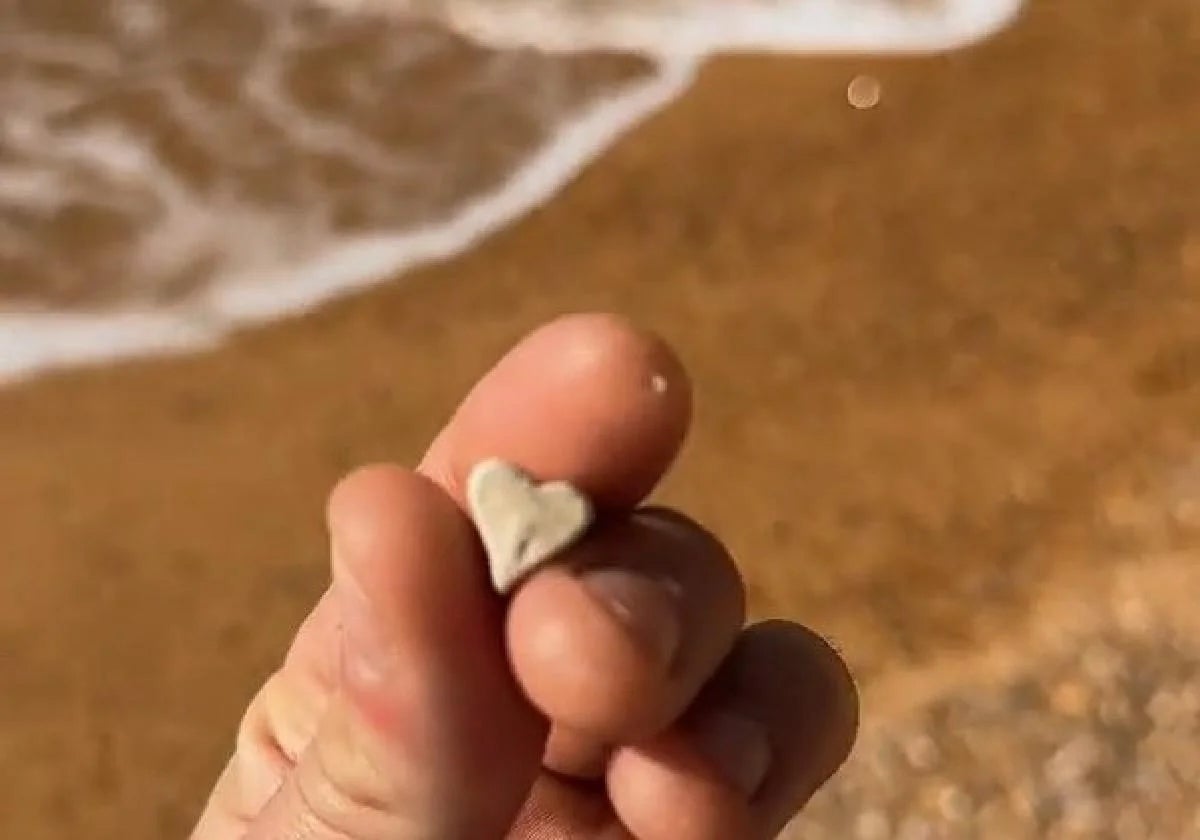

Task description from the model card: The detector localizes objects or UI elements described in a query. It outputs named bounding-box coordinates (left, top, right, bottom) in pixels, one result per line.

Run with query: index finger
left=418, top=313, right=692, bottom=512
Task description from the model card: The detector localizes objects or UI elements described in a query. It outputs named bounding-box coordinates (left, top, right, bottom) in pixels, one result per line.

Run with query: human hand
left=190, top=313, right=858, bottom=840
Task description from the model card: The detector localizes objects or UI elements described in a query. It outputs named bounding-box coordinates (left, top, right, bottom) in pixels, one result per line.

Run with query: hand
left=190, top=313, right=858, bottom=840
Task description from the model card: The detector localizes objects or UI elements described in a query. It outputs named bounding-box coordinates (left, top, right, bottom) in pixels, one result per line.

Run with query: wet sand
left=2, top=1, right=1200, bottom=836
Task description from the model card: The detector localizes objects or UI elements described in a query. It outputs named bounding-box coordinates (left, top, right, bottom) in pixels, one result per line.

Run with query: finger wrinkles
left=244, top=701, right=438, bottom=840
left=230, top=665, right=332, bottom=818
left=290, top=715, right=423, bottom=840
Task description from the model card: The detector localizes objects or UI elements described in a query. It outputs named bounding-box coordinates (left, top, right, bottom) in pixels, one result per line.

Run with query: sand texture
left=1, top=0, right=1199, bottom=836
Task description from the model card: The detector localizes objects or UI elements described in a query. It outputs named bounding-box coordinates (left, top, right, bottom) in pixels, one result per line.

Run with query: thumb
left=198, top=465, right=546, bottom=840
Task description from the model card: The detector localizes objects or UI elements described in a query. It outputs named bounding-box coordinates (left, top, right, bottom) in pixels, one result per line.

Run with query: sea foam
left=0, top=0, right=1024, bottom=385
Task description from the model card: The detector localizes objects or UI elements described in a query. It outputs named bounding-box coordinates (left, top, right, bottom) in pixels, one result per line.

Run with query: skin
left=190, top=313, right=859, bottom=840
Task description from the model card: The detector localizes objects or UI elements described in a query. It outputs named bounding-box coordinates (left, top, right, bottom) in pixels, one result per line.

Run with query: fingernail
left=691, top=709, right=772, bottom=797
left=579, top=568, right=683, bottom=670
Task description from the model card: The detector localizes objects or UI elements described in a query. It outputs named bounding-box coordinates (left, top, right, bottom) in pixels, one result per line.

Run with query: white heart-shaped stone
left=466, top=458, right=594, bottom=594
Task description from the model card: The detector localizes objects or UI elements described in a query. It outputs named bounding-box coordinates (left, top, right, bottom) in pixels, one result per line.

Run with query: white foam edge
left=0, top=309, right=224, bottom=382
left=400, top=0, right=1025, bottom=56
left=0, top=57, right=699, bottom=384
left=0, top=0, right=1029, bottom=385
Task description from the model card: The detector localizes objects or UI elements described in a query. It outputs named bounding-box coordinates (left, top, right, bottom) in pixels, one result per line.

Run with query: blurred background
left=2, top=0, right=1199, bottom=837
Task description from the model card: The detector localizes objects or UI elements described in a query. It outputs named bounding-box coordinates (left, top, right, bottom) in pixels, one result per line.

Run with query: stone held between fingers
left=466, top=458, right=595, bottom=594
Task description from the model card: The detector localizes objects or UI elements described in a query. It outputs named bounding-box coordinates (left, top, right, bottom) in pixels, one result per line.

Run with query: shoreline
left=0, top=0, right=1026, bottom=388
left=3, top=1, right=1200, bottom=834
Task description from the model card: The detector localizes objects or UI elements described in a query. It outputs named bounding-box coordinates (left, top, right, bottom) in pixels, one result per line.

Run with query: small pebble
left=784, top=627, right=1200, bottom=838
left=847, top=75, right=882, bottom=109
left=1045, top=735, right=1103, bottom=789
left=903, top=735, right=940, bottom=771
left=854, top=809, right=890, bottom=840
left=1050, top=679, right=1091, bottom=717
left=936, top=784, right=972, bottom=822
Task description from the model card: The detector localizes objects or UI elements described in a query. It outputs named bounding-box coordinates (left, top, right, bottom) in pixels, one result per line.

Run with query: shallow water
left=0, top=0, right=1021, bottom=382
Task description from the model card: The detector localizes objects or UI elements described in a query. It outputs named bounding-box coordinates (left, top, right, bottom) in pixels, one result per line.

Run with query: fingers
left=504, top=508, right=856, bottom=840
left=419, top=313, right=692, bottom=511
left=191, top=587, right=342, bottom=839
left=509, top=510, right=746, bottom=748
left=192, top=313, right=695, bottom=840
left=242, top=466, right=544, bottom=839
left=608, top=621, right=860, bottom=840
left=508, top=621, right=858, bottom=840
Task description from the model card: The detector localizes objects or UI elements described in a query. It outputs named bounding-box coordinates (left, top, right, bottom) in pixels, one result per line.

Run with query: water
left=0, top=0, right=1022, bottom=384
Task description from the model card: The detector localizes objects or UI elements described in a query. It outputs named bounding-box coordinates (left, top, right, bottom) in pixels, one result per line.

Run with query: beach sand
left=2, top=1, right=1199, bottom=836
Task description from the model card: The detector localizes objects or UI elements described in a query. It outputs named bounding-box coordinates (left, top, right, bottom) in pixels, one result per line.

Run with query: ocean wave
left=374, top=0, right=1024, bottom=55
left=0, top=0, right=1022, bottom=385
